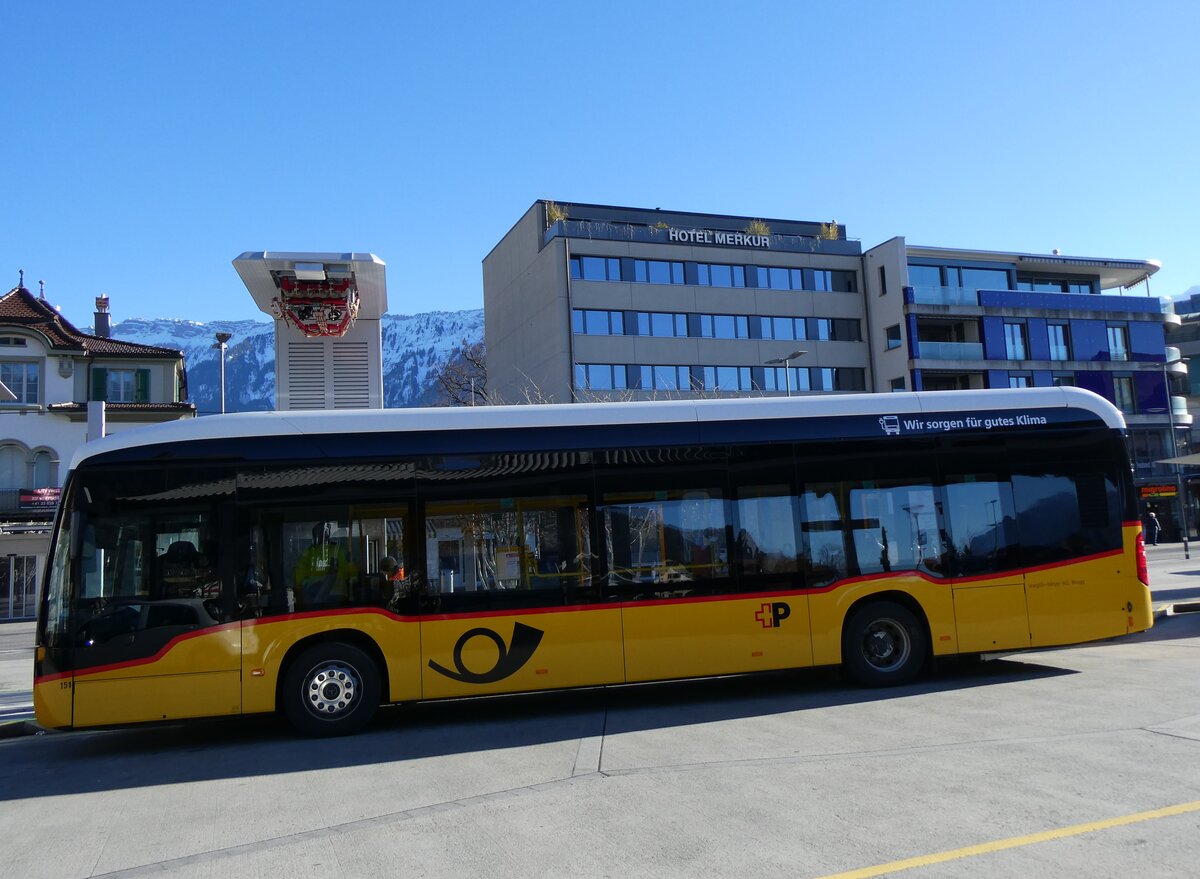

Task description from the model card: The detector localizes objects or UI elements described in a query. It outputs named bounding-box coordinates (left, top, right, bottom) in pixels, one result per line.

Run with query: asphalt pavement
left=2, top=554, right=1200, bottom=879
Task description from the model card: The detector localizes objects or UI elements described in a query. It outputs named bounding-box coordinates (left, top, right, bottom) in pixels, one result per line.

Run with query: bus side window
left=1008, top=431, right=1122, bottom=567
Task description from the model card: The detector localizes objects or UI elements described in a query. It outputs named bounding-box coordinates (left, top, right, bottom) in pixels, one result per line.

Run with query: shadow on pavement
left=1153, top=585, right=1200, bottom=602
left=0, top=656, right=1072, bottom=802
left=1126, top=608, right=1200, bottom=644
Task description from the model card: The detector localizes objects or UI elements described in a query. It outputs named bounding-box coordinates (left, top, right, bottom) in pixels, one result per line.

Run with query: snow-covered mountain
left=105, top=310, right=483, bottom=415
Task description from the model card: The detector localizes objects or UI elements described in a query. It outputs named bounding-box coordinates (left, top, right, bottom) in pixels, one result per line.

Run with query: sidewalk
left=0, top=619, right=35, bottom=737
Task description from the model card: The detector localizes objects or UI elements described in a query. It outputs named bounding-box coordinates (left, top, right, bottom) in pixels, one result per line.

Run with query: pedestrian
left=1146, top=511, right=1161, bottom=546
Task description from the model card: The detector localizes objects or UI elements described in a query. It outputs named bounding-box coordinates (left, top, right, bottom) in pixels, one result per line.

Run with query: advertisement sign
left=19, top=487, right=61, bottom=510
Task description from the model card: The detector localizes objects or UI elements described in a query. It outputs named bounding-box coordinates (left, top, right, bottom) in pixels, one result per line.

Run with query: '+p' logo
left=755, top=601, right=791, bottom=629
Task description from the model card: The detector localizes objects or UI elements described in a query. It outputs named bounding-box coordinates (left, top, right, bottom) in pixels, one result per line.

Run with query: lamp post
left=765, top=349, right=807, bottom=397
left=1163, top=357, right=1190, bottom=556
left=212, top=331, right=232, bottom=414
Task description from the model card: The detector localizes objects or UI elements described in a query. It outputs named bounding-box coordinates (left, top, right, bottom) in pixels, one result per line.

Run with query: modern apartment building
left=484, top=200, right=1183, bottom=531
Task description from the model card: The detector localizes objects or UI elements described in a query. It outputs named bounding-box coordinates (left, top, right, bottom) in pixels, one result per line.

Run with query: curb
left=0, top=719, right=38, bottom=738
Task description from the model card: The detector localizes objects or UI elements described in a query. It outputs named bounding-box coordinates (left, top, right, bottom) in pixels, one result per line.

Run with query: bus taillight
left=1136, top=531, right=1149, bottom=586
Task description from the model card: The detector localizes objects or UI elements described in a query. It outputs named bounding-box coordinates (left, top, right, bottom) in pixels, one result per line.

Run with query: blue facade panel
left=986, top=370, right=1009, bottom=389
left=1135, top=372, right=1168, bottom=412
left=982, top=317, right=1007, bottom=360
left=1033, top=370, right=1054, bottom=387
left=1129, top=321, right=1166, bottom=363
left=978, top=289, right=1163, bottom=314
left=1071, top=320, right=1108, bottom=362
left=1075, top=371, right=1114, bottom=402
left=1027, top=318, right=1050, bottom=360
left=906, top=314, right=920, bottom=358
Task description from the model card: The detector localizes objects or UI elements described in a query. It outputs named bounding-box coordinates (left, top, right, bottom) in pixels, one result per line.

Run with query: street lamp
left=1163, top=357, right=1191, bottom=556
left=212, top=331, right=233, bottom=414
left=765, top=350, right=807, bottom=397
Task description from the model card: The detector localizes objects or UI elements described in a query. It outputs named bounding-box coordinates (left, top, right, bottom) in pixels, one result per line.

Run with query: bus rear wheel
left=282, top=642, right=381, bottom=737
left=842, top=600, right=927, bottom=686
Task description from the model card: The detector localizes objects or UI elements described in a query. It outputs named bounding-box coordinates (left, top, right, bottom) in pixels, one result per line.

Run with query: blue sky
left=3, top=1, right=1197, bottom=325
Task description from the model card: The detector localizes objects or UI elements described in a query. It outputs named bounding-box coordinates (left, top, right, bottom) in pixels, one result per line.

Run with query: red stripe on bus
left=41, top=545, right=1136, bottom=681
left=35, top=621, right=241, bottom=684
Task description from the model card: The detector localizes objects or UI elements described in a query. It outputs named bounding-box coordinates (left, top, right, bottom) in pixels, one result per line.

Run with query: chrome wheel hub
left=304, top=661, right=359, bottom=716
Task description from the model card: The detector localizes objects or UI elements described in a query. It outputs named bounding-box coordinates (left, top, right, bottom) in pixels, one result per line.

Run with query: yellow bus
left=35, top=388, right=1152, bottom=736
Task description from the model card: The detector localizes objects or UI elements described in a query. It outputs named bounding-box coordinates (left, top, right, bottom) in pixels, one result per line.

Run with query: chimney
left=94, top=295, right=111, bottom=338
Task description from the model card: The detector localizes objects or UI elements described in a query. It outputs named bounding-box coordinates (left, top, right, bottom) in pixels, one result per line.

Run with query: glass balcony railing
left=916, top=341, right=984, bottom=361
left=910, top=285, right=979, bottom=306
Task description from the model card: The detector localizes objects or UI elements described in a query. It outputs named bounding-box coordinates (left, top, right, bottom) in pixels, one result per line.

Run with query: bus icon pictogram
left=879, top=415, right=900, bottom=435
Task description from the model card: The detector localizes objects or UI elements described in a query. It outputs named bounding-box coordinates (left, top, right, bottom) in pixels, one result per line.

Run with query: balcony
left=907, top=285, right=1175, bottom=318
left=916, top=341, right=984, bottom=361
left=910, top=285, right=979, bottom=306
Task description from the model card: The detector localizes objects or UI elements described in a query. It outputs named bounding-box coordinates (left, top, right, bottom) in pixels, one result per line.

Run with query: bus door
left=418, top=489, right=623, bottom=700
left=1009, top=435, right=1129, bottom=647
left=603, top=447, right=813, bottom=683
left=70, top=507, right=241, bottom=727
left=942, top=467, right=1031, bottom=654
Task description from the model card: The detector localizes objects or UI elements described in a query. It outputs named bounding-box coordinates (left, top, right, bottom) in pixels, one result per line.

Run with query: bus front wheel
left=282, top=642, right=381, bottom=737
left=842, top=601, right=927, bottom=686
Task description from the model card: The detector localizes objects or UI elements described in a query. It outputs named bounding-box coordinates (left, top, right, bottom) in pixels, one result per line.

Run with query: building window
left=1017, top=277, right=1095, bottom=295
left=763, top=366, right=810, bottom=393
left=636, top=312, right=688, bottom=338
left=960, top=268, right=1010, bottom=292
left=31, top=450, right=54, bottom=487
left=878, top=266, right=888, bottom=296
left=572, top=309, right=625, bottom=335
left=771, top=317, right=799, bottom=341
left=697, top=263, right=746, bottom=288
left=633, top=260, right=685, bottom=285
left=1113, top=375, right=1136, bottom=413
left=890, top=377, right=906, bottom=391
left=1009, top=373, right=1031, bottom=388
left=702, top=366, right=753, bottom=391
left=1052, top=373, right=1075, bottom=387
left=570, top=256, right=622, bottom=281
left=0, top=361, right=39, bottom=404
left=0, top=337, right=28, bottom=347
left=1047, top=323, right=1071, bottom=361
left=92, top=368, right=150, bottom=403
left=1003, top=322, right=1028, bottom=360
left=811, top=269, right=857, bottom=293
left=699, top=315, right=750, bottom=339
left=574, top=364, right=628, bottom=391
left=1107, top=325, right=1130, bottom=362
left=886, top=325, right=903, bottom=350
left=908, top=265, right=942, bottom=288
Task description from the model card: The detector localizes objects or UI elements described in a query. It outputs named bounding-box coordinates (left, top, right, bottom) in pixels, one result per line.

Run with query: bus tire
left=842, top=600, right=927, bottom=686
left=282, top=642, right=381, bottom=737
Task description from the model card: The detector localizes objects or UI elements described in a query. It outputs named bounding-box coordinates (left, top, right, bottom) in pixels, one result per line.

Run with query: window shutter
left=91, top=368, right=108, bottom=401
left=135, top=369, right=151, bottom=403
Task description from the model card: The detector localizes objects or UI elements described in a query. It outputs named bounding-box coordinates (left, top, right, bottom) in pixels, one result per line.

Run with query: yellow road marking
left=813, top=800, right=1200, bottom=879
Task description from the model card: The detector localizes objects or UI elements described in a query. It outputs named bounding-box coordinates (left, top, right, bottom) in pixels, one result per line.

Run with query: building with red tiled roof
left=0, top=278, right=195, bottom=619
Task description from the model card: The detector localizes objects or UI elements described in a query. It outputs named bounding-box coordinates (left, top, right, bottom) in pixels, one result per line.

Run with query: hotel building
left=483, top=200, right=1185, bottom=533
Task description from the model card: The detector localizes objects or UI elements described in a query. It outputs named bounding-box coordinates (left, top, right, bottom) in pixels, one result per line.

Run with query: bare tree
left=435, top=340, right=489, bottom=406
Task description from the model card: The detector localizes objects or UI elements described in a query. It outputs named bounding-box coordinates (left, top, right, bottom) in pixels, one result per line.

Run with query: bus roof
left=70, top=387, right=1124, bottom=472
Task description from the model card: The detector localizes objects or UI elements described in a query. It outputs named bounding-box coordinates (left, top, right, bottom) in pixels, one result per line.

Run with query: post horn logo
left=429, top=622, right=545, bottom=684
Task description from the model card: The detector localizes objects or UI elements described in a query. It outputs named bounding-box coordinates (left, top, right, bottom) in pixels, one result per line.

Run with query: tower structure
left=233, top=252, right=387, bottom=410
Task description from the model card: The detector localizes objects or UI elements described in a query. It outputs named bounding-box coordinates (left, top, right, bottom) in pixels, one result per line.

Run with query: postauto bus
left=35, top=388, right=1152, bottom=736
